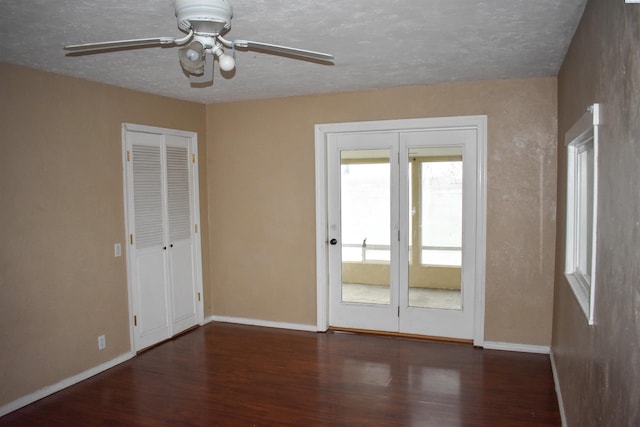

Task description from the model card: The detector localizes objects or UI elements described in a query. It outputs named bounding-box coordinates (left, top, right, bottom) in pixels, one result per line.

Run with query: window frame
left=565, top=104, right=600, bottom=325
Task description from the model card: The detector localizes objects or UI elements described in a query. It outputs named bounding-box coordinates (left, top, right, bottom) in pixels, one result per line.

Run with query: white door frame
left=314, top=116, right=487, bottom=346
left=122, top=123, right=205, bottom=353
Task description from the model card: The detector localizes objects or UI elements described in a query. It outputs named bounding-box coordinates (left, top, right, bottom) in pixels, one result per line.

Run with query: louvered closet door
left=165, top=135, right=197, bottom=335
left=129, top=132, right=171, bottom=350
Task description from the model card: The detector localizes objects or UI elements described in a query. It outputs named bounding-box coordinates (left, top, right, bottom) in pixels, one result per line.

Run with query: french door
left=321, top=118, right=485, bottom=341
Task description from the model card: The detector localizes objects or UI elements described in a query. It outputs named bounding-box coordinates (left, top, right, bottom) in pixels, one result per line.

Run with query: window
left=565, top=104, right=600, bottom=325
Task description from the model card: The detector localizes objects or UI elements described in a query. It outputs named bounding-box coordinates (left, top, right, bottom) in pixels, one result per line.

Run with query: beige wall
left=206, top=77, right=557, bottom=345
left=0, top=63, right=208, bottom=407
left=553, top=1, right=640, bottom=425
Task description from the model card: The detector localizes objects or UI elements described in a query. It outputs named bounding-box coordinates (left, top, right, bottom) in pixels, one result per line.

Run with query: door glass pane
left=408, top=147, right=463, bottom=310
left=340, top=149, right=391, bottom=305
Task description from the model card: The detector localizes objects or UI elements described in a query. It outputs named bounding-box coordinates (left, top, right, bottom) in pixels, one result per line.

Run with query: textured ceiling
left=0, top=0, right=587, bottom=104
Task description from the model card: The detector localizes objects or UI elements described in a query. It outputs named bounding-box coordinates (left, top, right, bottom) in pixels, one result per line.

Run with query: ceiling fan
left=64, top=0, right=334, bottom=85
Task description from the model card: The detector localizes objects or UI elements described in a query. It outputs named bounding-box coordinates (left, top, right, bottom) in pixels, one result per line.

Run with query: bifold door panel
left=124, top=126, right=202, bottom=351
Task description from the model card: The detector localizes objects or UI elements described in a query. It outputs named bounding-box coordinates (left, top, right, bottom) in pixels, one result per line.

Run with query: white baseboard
left=209, top=315, right=317, bottom=332
left=550, top=350, right=567, bottom=427
left=0, top=351, right=134, bottom=418
left=483, top=341, right=550, bottom=354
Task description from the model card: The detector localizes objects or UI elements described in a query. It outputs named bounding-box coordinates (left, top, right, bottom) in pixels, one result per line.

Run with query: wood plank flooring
left=1, top=322, right=561, bottom=426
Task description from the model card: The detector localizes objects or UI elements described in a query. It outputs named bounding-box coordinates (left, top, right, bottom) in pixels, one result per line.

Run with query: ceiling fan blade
left=64, top=37, right=177, bottom=53
left=239, top=40, right=334, bottom=63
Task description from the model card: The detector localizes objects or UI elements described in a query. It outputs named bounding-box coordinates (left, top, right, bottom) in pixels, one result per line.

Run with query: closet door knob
left=329, top=238, right=338, bottom=245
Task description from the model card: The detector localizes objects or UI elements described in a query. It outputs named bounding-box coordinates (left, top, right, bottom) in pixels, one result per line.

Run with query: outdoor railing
left=342, top=240, right=461, bottom=262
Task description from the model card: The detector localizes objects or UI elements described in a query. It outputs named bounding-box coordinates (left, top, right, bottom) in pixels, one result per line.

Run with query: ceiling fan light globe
left=218, top=53, right=235, bottom=71
left=178, top=42, right=206, bottom=74
left=186, top=49, right=200, bottom=61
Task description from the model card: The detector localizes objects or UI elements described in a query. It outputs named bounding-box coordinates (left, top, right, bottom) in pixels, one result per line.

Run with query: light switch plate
left=114, top=243, right=121, bottom=257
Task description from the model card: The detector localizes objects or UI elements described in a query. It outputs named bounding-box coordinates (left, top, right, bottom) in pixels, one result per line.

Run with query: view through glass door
left=407, top=147, right=463, bottom=311
left=341, top=150, right=392, bottom=306
left=327, top=128, right=479, bottom=340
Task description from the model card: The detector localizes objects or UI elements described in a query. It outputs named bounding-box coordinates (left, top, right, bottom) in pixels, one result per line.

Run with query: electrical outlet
left=114, top=243, right=121, bottom=257
left=98, top=335, right=106, bottom=350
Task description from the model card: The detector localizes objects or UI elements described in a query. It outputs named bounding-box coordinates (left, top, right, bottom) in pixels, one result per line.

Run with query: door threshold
left=328, top=326, right=473, bottom=345
left=136, top=325, right=200, bottom=354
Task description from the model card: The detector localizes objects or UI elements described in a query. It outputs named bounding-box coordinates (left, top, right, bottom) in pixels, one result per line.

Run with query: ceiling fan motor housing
left=175, top=0, right=233, bottom=36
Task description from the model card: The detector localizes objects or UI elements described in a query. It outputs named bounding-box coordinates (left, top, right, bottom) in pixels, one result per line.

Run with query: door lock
left=329, top=238, right=338, bottom=245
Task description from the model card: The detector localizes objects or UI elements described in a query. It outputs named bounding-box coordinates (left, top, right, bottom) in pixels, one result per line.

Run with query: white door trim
left=122, top=123, right=204, bottom=353
left=314, top=116, right=487, bottom=346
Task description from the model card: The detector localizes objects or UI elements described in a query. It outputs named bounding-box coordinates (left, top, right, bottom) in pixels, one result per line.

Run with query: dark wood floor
left=1, top=322, right=561, bottom=426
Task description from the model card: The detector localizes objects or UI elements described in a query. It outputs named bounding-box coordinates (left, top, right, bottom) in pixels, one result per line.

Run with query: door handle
left=329, top=238, right=338, bottom=245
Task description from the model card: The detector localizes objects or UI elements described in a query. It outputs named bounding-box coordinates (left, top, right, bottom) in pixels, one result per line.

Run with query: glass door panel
left=327, top=131, right=399, bottom=333
left=340, top=149, right=391, bottom=305
left=407, top=147, right=463, bottom=310
left=326, top=125, right=481, bottom=340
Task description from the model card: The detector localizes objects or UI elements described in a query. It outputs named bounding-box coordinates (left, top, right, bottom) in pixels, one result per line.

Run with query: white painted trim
left=315, top=124, right=329, bottom=332
left=210, top=315, right=318, bottom=332
left=483, top=341, right=550, bottom=354
left=122, top=123, right=199, bottom=140
left=188, top=130, right=205, bottom=327
left=202, top=315, right=216, bottom=324
left=550, top=350, right=568, bottom=427
left=564, top=104, right=600, bottom=325
left=473, top=117, right=488, bottom=347
left=314, top=116, right=487, bottom=343
left=0, top=352, right=134, bottom=417
left=122, top=125, right=136, bottom=354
